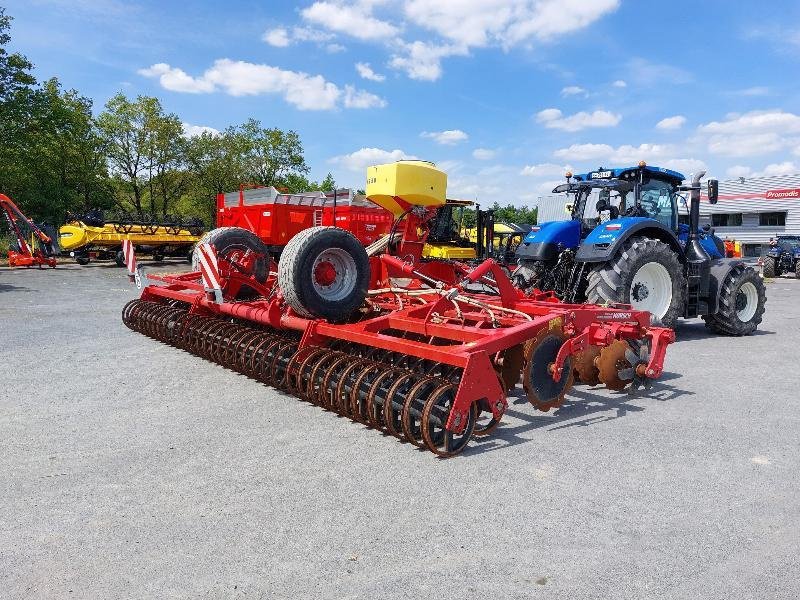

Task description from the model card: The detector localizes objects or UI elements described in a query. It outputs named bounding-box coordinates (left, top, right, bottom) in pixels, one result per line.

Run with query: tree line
left=0, top=6, right=332, bottom=229
left=0, top=6, right=538, bottom=234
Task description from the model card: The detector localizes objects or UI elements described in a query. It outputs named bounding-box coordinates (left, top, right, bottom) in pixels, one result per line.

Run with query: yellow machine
left=60, top=214, right=204, bottom=266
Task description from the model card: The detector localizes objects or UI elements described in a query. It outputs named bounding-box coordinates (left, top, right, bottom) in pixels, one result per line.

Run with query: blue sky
left=6, top=0, right=800, bottom=203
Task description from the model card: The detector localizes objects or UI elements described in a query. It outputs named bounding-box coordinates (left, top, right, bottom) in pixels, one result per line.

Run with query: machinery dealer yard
left=2, top=262, right=798, bottom=599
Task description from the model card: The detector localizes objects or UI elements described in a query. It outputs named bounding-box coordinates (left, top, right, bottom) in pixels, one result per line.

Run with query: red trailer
left=215, top=185, right=395, bottom=255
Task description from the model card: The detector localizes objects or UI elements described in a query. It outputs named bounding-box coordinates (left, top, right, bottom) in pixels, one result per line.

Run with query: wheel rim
left=311, top=248, right=357, bottom=302
left=629, top=262, right=672, bottom=319
left=736, top=281, right=758, bottom=322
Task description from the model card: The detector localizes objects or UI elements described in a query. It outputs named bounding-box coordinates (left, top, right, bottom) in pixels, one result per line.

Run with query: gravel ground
left=1, top=261, right=798, bottom=599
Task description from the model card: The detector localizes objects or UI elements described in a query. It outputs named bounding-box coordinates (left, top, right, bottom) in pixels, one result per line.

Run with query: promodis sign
left=765, top=188, right=800, bottom=199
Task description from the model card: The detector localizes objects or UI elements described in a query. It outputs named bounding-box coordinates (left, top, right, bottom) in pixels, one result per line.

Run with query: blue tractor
left=763, top=235, right=800, bottom=278
left=514, top=163, right=766, bottom=334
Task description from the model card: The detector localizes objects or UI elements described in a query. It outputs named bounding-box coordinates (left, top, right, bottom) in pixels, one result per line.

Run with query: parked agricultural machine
left=763, top=235, right=800, bottom=278
left=514, top=164, right=767, bottom=335
left=203, top=183, right=507, bottom=269
left=60, top=210, right=205, bottom=266
left=123, top=161, right=676, bottom=457
left=1, top=194, right=58, bottom=268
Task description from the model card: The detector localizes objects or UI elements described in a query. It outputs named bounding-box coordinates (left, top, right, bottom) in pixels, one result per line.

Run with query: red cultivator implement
left=122, top=161, right=675, bottom=457
left=1, top=194, right=58, bottom=268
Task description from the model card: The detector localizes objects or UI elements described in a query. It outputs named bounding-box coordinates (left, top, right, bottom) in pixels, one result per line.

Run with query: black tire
left=152, top=253, right=164, bottom=262
left=703, top=264, right=766, bottom=336
left=278, top=226, right=370, bottom=322
left=762, top=256, right=776, bottom=278
left=586, top=237, right=684, bottom=329
left=795, top=260, right=800, bottom=279
left=75, top=256, right=90, bottom=266
left=194, top=227, right=269, bottom=298
left=114, top=250, right=126, bottom=267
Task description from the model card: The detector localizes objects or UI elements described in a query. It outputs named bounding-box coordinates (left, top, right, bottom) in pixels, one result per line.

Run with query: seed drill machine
left=122, top=161, right=675, bottom=457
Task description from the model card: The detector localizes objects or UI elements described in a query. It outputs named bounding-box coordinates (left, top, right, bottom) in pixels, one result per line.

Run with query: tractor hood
left=515, top=219, right=581, bottom=261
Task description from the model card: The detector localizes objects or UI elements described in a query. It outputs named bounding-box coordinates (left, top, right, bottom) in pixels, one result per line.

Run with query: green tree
left=98, top=93, right=184, bottom=216
left=236, top=118, right=308, bottom=187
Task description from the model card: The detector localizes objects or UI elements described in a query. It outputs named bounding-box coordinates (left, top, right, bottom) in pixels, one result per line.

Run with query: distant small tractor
left=514, top=164, right=767, bottom=335
left=763, top=236, right=800, bottom=278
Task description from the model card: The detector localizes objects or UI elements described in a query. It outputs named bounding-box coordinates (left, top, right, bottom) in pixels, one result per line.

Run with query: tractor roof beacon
left=514, top=163, right=767, bottom=334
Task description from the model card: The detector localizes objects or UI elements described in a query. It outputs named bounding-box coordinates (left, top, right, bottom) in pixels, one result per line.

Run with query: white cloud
left=536, top=108, right=621, bottom=132
left=389, top=41, right=468, bottom=81
left=262, top=25, right=338, bottom=49
left=760, top=161, right=799, bottom=176
left=302, top=1, right=399, bottom=41
left=697, top=110, right=800, bottom=157
left=291, top=26, right=335, bottom=43
left=421, top=129, right=469, bottom=145
left=403, top=0, right=620, bottom=48
left=355, top=62, right=385, bottom=82
left=262, top=28, right=290, bottom=47
left=343, top=85, right=387, bottom=108
left=182, top=123, right=220, bottom=137
left=304, top=1, right=617, bottom=81
left=612, top=79, right=627, bottom=88
left=138, top=63, right=215, bottom=93
left=329, top=147, right=417, bottom=171
left=561, top=85, right=587, bottom=97
left=726, top=165, right=752, bottom=178
left=727, top=162, right=800, bottom=178
left=520, top=162, right=572, bottom=177
left=326, top=43, right=346, bottom=53
left=472, top=148, right=496, bottom=160
left=553, top=142, right=672, bottom=164
left=661, top=158, right=707, bottom=174
left=656, top=115, right=686, bottom=130
left=139, top=59, right=385, bottom=111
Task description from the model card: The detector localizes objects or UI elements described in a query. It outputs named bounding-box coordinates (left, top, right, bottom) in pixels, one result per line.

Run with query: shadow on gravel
left=674, top=322, right=776, bottom=342
left=468, top=372, right=691, bottom=455
left=0, top=283, right=32, bottom=293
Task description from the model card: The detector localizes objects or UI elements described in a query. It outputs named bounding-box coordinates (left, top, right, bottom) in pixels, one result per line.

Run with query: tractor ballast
left=122, top=161, right=675, bottom=457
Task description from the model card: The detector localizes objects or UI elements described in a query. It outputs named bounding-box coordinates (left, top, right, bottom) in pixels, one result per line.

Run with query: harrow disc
left=523, top=330, right=574, bottom=412
left=596, top=340, right=636, bottom=392
left=495, top=345, right=525, bottom=392
left=573, top=345, right=601, bottom=386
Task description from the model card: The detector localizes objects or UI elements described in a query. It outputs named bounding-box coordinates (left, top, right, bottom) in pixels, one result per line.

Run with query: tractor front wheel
left=586, top=237, right=684, bottom=329
left=762, top=255, right=776, bottom=278
left=703, top=264, right=766, bottom=336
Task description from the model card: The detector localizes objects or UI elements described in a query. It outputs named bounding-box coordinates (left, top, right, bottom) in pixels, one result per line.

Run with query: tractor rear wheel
left=703, top=264, right=766, bottom=336
left=279, top=226, right=370, bottom=322
left=586, top=237, right=684, bottom=329
left=762, top=255, right=776, bottom=278
left=115, top=250, right=126, bottom=267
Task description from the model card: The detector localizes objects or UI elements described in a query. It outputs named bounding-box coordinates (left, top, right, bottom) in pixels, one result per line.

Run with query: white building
left=533, top=173, right=800, bottom=258
left=698, top=173, right=800, bottom=257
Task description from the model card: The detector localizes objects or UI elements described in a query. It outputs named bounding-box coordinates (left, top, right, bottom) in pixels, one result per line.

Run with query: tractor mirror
left=707, top=179, right=719, bottom=204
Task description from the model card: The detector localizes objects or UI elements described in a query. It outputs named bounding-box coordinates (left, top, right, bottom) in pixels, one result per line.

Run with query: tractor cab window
left=638, top=179, right=677, bottom=231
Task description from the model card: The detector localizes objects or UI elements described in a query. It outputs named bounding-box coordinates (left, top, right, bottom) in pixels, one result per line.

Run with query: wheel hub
left=314, top=260, right=338, bottom=287
left=632, top=282, right=649, bottom=302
